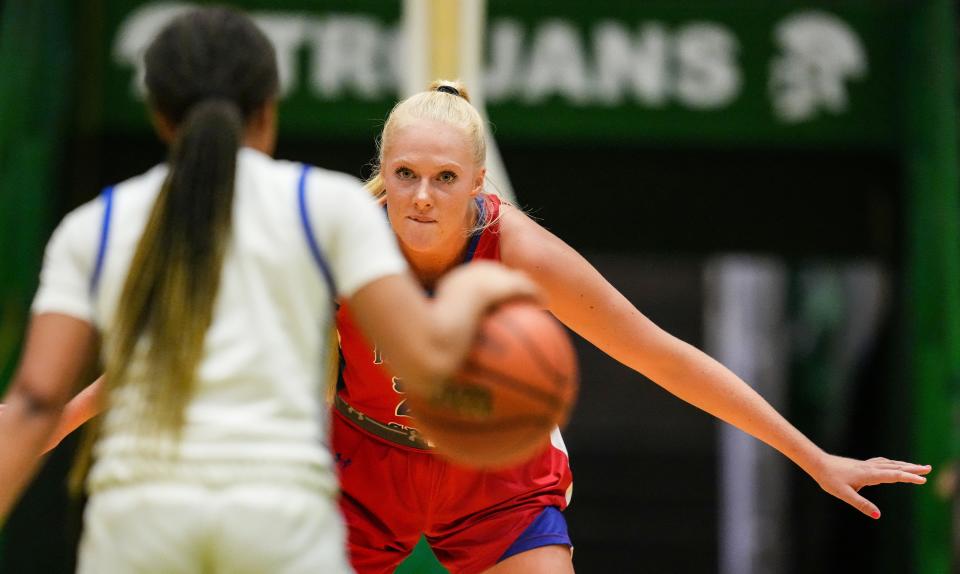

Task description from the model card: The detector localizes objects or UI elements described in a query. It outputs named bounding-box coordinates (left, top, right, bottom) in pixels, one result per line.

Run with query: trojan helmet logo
left=769, top=11, right=867, bottom=123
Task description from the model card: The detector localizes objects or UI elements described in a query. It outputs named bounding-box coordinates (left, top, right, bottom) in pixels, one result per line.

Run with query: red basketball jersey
left=335, top=194, right=502, bottom=441
left=334, top=194, right=573, bottom=572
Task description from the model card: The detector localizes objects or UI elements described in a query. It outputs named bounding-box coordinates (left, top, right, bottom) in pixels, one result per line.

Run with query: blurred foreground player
left=0, top=10, right=535, bottom=574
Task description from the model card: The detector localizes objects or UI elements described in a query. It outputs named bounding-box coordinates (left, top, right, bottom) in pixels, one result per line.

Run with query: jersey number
left=374, top=345, right=411, bottom=418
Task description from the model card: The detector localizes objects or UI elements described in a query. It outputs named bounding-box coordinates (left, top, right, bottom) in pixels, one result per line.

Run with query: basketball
left=405, top=301, right=579, bottom=469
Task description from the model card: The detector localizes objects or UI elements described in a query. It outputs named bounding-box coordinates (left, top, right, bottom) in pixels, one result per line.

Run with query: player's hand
left=439, top=260, right=542, bottom=309
left=811, top=454, right=931, bottom=519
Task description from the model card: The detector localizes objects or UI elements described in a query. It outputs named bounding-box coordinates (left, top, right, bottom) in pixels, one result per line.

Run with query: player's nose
left=413, top=182, right=432, bottom=210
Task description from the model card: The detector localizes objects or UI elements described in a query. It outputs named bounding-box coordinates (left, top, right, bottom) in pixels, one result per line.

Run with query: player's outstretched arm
left=48, top=374, right=105, bottom=452
left=0, top=313, right=97, bottom=522
left=497, top=205, right=930, bottom=519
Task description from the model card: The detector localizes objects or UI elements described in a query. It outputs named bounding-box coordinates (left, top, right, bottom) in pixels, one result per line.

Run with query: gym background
left=0, top=1, right=956, bottom=572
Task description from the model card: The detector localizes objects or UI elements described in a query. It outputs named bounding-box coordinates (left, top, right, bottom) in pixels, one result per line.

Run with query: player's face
left=382, top=119, right=485, bottom=255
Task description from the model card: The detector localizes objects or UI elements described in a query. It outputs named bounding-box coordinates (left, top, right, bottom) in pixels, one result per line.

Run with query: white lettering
left=593, top=21, right=669, bottom=106
left=114, top=6, right=759, bottom=114
left=113, top=2, right=193, bottom=95
left=485, top=19, right=524, bottom=101
left=674, top=22, right=741, bottom=109
left=383, top=26, right=405, bottom=97
left=255, top=14, right=308, bottom=96
left=310, top=16, right=385, bottom=99
left=523, top=20, right=590, bottom=104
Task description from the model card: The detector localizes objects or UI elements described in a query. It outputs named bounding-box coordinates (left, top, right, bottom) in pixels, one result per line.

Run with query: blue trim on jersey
left=297, top=164, right=337, bottom=296
left=89, top=186, right=115, bottom=295
left=498, top=506, right=571, bottom=562
left=463, top=195, right=486, bottom=262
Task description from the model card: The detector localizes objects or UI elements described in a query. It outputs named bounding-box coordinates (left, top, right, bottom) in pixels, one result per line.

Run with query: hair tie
left=436, top=85, right=461, bottom=97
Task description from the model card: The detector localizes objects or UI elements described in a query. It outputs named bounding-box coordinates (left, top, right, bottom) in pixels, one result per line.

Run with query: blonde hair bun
left=428, top=79, right=472, bottom=103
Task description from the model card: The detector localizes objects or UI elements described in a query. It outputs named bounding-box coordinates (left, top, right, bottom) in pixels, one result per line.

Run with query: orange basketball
left=406, top=301, right=579, bottom=469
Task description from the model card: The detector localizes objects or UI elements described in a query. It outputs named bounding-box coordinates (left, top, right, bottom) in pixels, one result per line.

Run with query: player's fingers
left=839, top=486, right=881, bottom=519
left=893, top=462, right=933, bottom=475
left=867, top=456, right=933, bottom=474
left=476, top=264, right=542, bottom=303
left=871, top=461, right=932, bottom=475
left=864, top=470, right=927, bottom=486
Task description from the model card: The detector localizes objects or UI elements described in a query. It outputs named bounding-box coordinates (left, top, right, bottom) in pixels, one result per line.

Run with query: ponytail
left=71, top=6, right=276, bottom=490
left=107, top=99, right=242, bottom=436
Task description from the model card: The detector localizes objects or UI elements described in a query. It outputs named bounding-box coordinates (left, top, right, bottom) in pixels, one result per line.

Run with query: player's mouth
left=408, top=216, right=437, bottom=223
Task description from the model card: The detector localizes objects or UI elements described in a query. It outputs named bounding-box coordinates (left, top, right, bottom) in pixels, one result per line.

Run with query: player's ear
left=471, top=167, right=486, bottom=197
left=246, top=98, right=279, bottom=155
left=148, top=107, right=177, bottom=145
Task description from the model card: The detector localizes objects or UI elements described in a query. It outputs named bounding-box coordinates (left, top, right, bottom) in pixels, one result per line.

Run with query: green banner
left=903, top=1, right=960, bottom=572
left=0, top=0, right=74, bottom=565
left=96, top=0, right=901, bottom=146
left=0, top=2, right=72, bottom=395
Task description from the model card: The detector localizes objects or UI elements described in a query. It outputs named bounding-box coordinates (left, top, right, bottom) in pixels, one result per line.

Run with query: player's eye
left=395, top=167, right=415, bottom=179
left=437, top=171, right=457, bottom=184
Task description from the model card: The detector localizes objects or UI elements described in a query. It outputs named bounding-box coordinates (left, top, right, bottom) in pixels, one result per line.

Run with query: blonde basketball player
left=331, top=81, right=932, bottom=574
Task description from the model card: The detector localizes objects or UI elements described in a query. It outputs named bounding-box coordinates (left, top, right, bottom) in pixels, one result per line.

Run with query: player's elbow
left=6, top=374, right=69, bottom=421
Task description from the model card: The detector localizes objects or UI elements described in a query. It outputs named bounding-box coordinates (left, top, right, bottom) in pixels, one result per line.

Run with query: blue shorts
left=499, top=506, right=572, bottom=562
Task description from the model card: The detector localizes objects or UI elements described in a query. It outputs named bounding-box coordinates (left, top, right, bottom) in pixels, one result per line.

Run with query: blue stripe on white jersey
left=297, top=164, right=338, bottom=297
left=89, top=185, right=115, bottom=296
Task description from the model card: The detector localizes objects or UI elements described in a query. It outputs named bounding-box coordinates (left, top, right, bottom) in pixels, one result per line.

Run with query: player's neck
left=401, top=238, right=472, bottom=292
left=402, top=203, right=479, bottom=290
